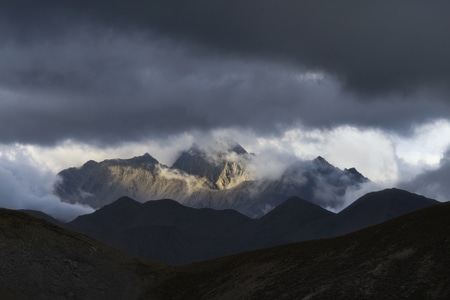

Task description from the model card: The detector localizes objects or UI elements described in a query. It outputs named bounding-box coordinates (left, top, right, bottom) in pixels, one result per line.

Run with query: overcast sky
left=1, top=1, right=450, bottom=218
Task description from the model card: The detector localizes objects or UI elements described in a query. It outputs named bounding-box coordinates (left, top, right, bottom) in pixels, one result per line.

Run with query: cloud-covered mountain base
left=55, top=143, right=368, bottom=217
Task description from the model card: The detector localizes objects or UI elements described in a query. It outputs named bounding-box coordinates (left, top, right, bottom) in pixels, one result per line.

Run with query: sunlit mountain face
left=54, top=143, right=368, bottom=217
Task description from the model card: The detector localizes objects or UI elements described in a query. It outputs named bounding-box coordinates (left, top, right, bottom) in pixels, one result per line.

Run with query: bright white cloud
left=8, top=120, right=450, bottom=185
left=0, top=146, right=94, bottom=221
left=2, top=118, right=450, bottom=217
left=20, top=134, right=196, bottom=173
left=248, top=120, right=450, bottom=185
left=394, top=119, right=450, bottom=166
left=248, top=126, right=398, bottom=183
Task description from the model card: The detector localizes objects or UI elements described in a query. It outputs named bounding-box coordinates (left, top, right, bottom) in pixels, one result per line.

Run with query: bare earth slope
left=153, top=201, right=450, bottom=300
left=0, top=208, right=160, bottom=300
left=2, top=199, right=450, bottom=299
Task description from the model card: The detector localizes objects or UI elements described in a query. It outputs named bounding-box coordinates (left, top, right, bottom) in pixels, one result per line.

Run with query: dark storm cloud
left=1, top=27, right=449, bottom=145
left=1, top=1, right=450, bottom=145
left=2, top=0, right=450, bottom=95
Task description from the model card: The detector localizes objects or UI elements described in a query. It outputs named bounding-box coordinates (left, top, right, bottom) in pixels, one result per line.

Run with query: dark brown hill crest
left=153, top=201, right=450, bottom=299
left=0, top=208, right=154, bottom=300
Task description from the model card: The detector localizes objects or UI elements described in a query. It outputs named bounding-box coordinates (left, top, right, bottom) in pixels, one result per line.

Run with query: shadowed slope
left=332, top=188, right=439, bottom=236
left=65, top=189, right=439, bottom=265
left=154, top=201, right=450, bottom=300
left=0, top=208, right=160, bottom=300
left=19, top=209, right=65, bottom=226
left=248, top=196, right=335, bottom=247
left=3, top=193, right=448, bottom=299
left=68, top=197, right=253, bottom=265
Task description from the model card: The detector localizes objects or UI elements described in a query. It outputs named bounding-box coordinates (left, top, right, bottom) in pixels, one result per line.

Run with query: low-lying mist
left=0, top=149, right=94, bottom=222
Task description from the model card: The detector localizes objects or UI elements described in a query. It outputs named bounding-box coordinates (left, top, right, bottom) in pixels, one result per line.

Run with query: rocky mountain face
left=65, top=188, right=438, bottom=265
left=54, top=143, right=368, bottom=217
left=54, top=153, right=195, bottom=209
left=171, top=143, right=251, bottom=190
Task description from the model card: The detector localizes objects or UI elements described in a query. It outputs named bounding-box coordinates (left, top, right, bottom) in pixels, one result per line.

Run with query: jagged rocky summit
left=54, top=142, right=368, bottom=217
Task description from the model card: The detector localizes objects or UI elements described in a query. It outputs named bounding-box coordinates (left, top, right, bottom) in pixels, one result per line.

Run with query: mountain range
left=63, top=188, right=438, bottom=265
left=2, top=193, right=449, bottom=299
left=54, top=142, right=368, bottom=217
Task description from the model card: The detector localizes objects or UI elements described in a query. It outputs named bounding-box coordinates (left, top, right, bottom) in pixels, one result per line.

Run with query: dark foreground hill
left=20, top=209, right=65, bottom=226
left=153, top=201, right=450, bottom=300
left=2, top=201, right=450, bottom=299
left=66, top=188, right=439, bottom=265
left=67, top=197, right=253, bottom=265
left=330, top=188, right=440, bottom=236
left=0, top=208, right=159, bottom=300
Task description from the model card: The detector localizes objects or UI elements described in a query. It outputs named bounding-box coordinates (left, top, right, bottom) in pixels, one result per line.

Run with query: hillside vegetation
left=2, top=200, right=450, bottom=299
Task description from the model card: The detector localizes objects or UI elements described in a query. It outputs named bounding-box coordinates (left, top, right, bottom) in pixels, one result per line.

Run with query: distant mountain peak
left=80, top=159, right=98, bottom=169
left=128, top=153, right=159, bottom=165
left=345, top=167, right=359, bottom=174
left=185, top=143, right=204, bottom=155
left=312, top=156, right=333, bottom=167
left=344, top=167, right=369, bottom=182
left=96, top=196, right=141, bottom=214
left=171, top=141, right=250, bottom=189
left=263, top=196, right=335, bottom=219
left=184, top=141, right=248, bottom=156
left=142, top=152, right=154, bottom=159
left=339, top=188, right=439, bottom=218
left=228, top=143, right=248, bottom=155
left=110, top=196, right=140, bottom=207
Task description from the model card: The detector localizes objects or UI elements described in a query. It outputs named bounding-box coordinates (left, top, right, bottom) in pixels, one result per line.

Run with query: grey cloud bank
left=2, top=0, right=450, bottom=95
left=0, top=28, right=449, bottom=146
left=1, top=1, right=450, bottom=146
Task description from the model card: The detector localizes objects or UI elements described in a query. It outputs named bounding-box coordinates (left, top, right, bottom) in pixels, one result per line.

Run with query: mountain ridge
left=55, top=143, right=369, bottom=217
left=332, top=187, right=440, bottom=236
left=64, top=188, right=439, bottom=265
